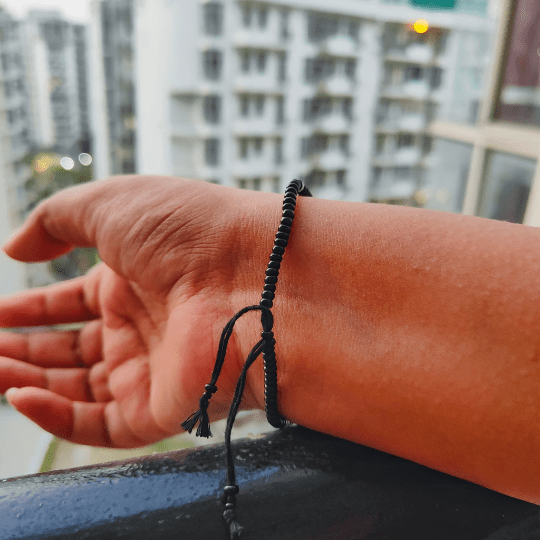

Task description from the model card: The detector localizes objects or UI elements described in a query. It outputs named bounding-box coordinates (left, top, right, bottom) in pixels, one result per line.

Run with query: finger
left=0, top=275, right=99, bottom=327
left=6, top=387, right=158, bottom=448
left=0, top=320, right=102, bottom=368
left=0, top=359, right=95, bottom=401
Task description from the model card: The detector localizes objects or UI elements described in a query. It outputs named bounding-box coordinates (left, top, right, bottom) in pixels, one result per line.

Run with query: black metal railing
left=1, top=425, right=539, bottom=539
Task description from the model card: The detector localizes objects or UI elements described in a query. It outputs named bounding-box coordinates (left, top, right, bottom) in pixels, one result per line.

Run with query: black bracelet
left=181, top=179, right=312, bottom=538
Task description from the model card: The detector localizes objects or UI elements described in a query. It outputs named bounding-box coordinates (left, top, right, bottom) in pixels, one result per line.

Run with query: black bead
left=267, top=260, right=281, bottom=270
left=281, top=217, right=293, bottom=227
left=275, top=231, right=289, bottom=241
left=262, top=290, right=275, bottom=301
left=283, top=196, right=296, bottom=206
left=269, top=253, right=282, bottom=262
left=264, top=283, right=276, bottom=293
left=274, top=238, right=287, bottom=248
left=225, top=502, right=235, bottom=510
left=272, top=246, right=285, bottom=256
left=282, top=203, right=295, bottom=211
left=205, top=383, right=217, bottom=393
left=265, top=268, right=279, bottom=276
left=264, top=275, right=278, bottom=284
left=224, top=485, right=240, bottom=495
left=260, top=298, right=273, bottom=308
left=282, top=209, right=295, bottom=219
left=278, top=224, right=291, bottom=234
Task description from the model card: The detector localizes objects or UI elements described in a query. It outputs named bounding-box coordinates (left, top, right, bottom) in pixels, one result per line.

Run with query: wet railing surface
left=1, top=425, right=539, bottom=539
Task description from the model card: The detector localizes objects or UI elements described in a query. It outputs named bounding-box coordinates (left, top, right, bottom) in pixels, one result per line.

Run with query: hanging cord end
left=223, top=485, right=243, bottom=539
left=180, top=383, right=217, bottom=438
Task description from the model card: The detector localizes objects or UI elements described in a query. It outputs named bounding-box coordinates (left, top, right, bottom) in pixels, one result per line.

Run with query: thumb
left=3, top=182, right=101, bottom=262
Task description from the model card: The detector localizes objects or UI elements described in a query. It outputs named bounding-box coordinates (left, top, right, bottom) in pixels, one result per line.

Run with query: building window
left=240, top=50, right=250, bottom=73
left=238, top=178, right=247, bottom=189
left=258, top=7, right=268, bottom=28
left=405, top=65, right=423, bottom=82
left=336, top=169, right=346, bottom=186
left=256, top=51, right=267, bottom=73
left=275, top=138, right=283, bottom=164
left=205, top=138, right=220, bottom=165
left=203, top=2, right=223, bottom=36
left=280, top=11, right=289, bottom=39
left=255, top=94, right=265, bottom=115
left=239, top=94, right=249, bottom=117
left=430, top=67, right=443, bottom=90
left=276, top=96, right=284, bottom=124
left=254, top=137, right=263, bottom=154
left=307, top=14, right=339, bottom=43
left=305, top=57, right=335, bottom=83
left=272, top=176, right=281, bottom=192
left=278, top=53, right=286, bottom=82
left=343, top=97, right=352, bottom=120
left=239, top=137, right=248, bottom=158
left=348, top=20, right=359, bottom=42
left=339, top=134, right=349, bottom=156
left=203, top=95, right=221, bottom=124
left=397, top=133, right=414, bottom=148
left=253, top=177, right=262, bottom=190
left=241, top=5, right=252, bottom=27
left=203, top=49, right=222, bottom=80
left=345, top=59, right=356, bottom=81
left=305, top=169, right=325, bottom=187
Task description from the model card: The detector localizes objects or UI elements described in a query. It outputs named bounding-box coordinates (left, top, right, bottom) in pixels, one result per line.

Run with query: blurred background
left=0, top=0, right=536, bottom=476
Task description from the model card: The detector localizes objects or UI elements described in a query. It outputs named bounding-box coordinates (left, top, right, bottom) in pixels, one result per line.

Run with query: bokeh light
left=78, top=153, right=92, bottom=166
left=413, top=19, right=429, bottom=34
left=60, top=157, right=75, bottom=170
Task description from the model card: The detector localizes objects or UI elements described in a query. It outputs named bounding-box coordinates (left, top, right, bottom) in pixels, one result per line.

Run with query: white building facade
left=23, top=10, right=90, bottom=156
left=91, top=0, right=494, bottom=203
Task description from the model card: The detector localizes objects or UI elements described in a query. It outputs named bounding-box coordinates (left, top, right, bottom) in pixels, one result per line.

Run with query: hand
left=0, top=176, right=279, bottom=447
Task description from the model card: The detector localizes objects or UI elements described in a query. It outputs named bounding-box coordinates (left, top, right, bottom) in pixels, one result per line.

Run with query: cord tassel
left=180, top=179, right=312, bottom=538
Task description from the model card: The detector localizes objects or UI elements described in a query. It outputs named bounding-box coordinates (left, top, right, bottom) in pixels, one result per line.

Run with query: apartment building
left=0, top=8, right=38, bottom=295
left=89, top=0, right=136, bottom=181
left=91, top=0, right=493, bottom=203
left=22, top=10, right=90, bottom=156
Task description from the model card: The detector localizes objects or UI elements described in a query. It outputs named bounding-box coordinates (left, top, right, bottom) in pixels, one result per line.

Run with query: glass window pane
left=477, top=152, right=536, bottom=223
left=496, top=0, right=540, bottom=125
left=417, top=138, right=473, bottom=213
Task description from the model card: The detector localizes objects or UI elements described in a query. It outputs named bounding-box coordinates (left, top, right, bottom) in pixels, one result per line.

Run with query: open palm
left=0, top=176, right=269, bottom=447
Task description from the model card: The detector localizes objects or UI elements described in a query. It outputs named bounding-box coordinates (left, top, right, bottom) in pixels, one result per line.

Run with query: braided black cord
left=181, top=179, right=312, bottom=538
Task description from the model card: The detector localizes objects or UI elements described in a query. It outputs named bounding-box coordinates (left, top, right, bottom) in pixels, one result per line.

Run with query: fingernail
left=5, top=387, right=18, bottom=403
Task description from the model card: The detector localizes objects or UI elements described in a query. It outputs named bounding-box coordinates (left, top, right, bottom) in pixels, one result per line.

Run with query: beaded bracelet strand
left=181, top=179, right=312, bottom=539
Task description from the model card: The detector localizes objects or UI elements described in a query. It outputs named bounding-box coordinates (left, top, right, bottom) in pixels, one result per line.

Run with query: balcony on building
left=234, top=93, right=284, bottom=136
left=384, top=43, right=435, bottom=64
left=305, top=12, right=360, bottom=57
left=373, top=146, right=422, bottom=167
left=370, top=169, right=417, bottom=202
left=235, top=49, right=283, bottom=94
left=234, top=136, right=282, bottom=177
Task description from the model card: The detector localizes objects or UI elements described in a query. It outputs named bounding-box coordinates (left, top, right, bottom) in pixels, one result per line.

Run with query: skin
left=1, top=175, right=540, bottom=505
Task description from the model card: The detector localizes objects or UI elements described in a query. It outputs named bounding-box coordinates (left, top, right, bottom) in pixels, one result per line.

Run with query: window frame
left=426, top=0, right=540, bottom=226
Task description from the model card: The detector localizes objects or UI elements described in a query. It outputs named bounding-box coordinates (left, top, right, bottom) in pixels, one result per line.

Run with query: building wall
left=92, top=0, right=493, bottom=203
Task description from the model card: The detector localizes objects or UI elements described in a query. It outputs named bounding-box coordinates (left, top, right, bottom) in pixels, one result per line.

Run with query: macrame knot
left=223, top=485, right=243, bottom=539
left=260, top=307, right=274, bottom=332
left=180, top=383, right=217, bottom=437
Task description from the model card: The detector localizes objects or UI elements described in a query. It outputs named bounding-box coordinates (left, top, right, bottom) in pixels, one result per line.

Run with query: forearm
left=236, top=193, right=540, bottom=504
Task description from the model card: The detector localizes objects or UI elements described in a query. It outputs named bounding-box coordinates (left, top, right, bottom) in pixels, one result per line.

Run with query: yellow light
left=413, top=19, right=429, bottom=34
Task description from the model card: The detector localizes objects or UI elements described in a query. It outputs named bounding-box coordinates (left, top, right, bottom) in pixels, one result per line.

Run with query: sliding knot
left=261, top=330, right=274, bottom=341
left=205, top=383, right=217, bottom=394
left=260, top=308, right=274, bottom=332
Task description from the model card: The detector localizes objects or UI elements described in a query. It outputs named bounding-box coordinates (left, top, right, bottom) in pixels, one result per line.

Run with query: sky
left=0, top=0, right=89, bottom=21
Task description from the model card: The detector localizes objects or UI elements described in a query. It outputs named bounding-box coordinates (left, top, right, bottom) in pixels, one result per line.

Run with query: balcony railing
left=1, top=425, right=539, bottom=539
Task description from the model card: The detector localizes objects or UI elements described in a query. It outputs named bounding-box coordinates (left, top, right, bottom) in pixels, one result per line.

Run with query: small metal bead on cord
left=181, top=179, right=312, bottom=539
